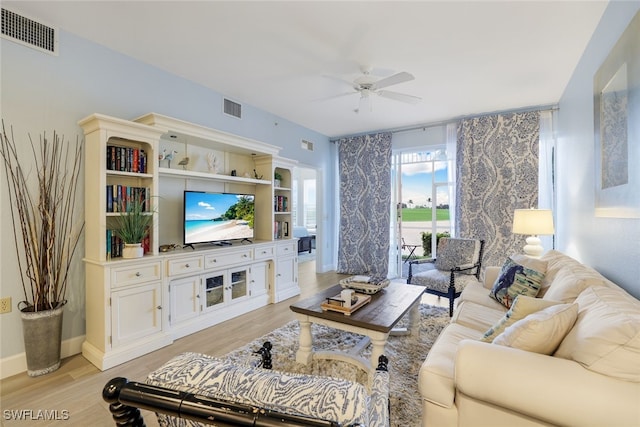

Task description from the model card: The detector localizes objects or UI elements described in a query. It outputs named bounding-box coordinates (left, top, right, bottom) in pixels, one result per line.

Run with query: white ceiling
left=6, top=1, right=608, bottom=138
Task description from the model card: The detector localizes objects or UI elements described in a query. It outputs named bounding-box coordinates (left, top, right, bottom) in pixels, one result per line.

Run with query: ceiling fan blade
left=371, top=71, right=414, bottom=90
left=378, top=90, right=422, bottom=104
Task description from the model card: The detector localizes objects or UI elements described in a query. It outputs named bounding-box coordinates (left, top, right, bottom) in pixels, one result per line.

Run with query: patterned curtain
left=336, top=132, right=392, bottom=280
left=456, top=111, right=540, bottom=267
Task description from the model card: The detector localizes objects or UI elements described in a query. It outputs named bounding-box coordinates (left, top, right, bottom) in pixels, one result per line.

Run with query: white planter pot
left=122, top=243, right=144, bottom=259
left=274, top=179, right=281, bottom=188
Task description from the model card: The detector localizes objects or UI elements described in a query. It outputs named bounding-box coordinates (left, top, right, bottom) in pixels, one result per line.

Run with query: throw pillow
left=489, top=254, right=547, bottom=308
left=493, top=303, right=579, bottom=355
left=481, top=295, right=560, bottom=342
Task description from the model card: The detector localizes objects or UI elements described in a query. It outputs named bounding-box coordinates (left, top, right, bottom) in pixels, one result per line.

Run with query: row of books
left=106, top=145, right=148, bottom=173
left=106, top=185, right=151, bottom=213
left=274, top=221, right=289, bottom=239
left=274, top=195, right=289, bottom=212
left=106, top=229, right=150, bottom=259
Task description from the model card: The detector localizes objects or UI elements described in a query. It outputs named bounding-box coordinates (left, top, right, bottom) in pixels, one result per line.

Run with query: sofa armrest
left=483, top=266, right=500, bottom=289
left=455, top=340, right=640, bottom=427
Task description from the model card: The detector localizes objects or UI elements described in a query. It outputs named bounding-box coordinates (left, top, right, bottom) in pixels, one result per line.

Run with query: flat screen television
left=183, top=191, right=255, bottom=246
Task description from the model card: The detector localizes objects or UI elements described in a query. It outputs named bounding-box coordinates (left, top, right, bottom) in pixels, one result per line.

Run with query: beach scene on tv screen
left=184, top=192, right=254, bottom=244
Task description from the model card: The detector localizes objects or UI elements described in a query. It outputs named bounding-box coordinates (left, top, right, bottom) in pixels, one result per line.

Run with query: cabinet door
left=170, top=276, right=200, bottom=325
left=249, top=262, right=268, bottom=297
left=203, top=272, right=225, bottom=312
left=274, top=255, right=299, bottom=302
left=229, top=267, right=249, bottom=303
left=111, top=282, right=162, bottom=348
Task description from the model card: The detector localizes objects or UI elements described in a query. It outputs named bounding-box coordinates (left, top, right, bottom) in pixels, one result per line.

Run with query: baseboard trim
left=0, top=335, right=85, bottom=379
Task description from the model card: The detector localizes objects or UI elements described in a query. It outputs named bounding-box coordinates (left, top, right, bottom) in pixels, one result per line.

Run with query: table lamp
left=512, top=209, right=554, bottom=257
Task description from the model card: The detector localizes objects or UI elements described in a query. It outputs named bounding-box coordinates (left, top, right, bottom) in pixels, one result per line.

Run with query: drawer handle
left=284, top=248, right=289, bottom=251
left=211, top=259, right=217, bottom=263
left=276, top=273, right=282, bottom=277
left=185, top=263, right=190, bottom=268
left=242, top=254, right=248, bottom=258
left=261, top=251, right=267, bottom=254
left=135, top=272, right=141, bottom=277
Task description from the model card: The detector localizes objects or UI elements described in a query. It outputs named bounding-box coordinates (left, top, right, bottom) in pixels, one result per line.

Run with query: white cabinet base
left=81, top=333, right=172, bottom=371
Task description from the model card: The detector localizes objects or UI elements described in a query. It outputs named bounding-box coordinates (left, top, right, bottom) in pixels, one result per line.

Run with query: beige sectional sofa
left=419, top=250, right=640, bottom=427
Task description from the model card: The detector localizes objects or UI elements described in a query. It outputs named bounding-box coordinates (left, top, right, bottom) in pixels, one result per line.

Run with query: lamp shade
left=512, top=209, right=555, bottom=235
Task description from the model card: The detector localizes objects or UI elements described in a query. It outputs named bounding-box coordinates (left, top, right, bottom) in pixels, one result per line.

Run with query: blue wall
left=556, top=1, right=640, bottom=298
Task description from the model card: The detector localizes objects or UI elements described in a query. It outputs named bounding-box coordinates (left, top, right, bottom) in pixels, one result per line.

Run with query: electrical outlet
left=0, top=297, right=12, bottom=314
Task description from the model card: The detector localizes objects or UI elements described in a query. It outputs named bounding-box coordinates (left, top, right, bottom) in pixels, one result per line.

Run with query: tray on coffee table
left=320, top=293, right=371, bottom=316
left=339, top=275, right=390, bottom=294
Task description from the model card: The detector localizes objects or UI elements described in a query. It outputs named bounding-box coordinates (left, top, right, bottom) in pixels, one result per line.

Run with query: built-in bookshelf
left=78, top=112, right=300, bottom=371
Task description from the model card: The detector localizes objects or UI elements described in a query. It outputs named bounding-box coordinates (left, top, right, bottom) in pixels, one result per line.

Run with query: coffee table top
left=290, top=282, right=425, bottom=333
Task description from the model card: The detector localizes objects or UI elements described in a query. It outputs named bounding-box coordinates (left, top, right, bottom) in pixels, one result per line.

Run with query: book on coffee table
left=320, top=293, right=371, bottom=315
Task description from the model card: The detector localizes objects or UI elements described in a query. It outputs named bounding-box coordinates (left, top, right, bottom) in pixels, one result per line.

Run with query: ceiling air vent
left=1, top=8, right=58, bottom=55
left=223, top=98, right=242, bottom=119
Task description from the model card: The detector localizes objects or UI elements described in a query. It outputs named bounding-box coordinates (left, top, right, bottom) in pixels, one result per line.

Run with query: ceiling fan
left=325, top=68, right=422, bottom=112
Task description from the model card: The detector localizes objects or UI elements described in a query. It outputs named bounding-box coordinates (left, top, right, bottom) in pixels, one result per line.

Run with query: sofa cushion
left=453, top=300, right=506, bottom=333
left=538, top=250, right=582, bottom=296
left=493, top=303, right=578, bottom=355
left=489, top=255, right=546, bottom=308
left=542, top=263, right=609, bottom=303
left=459, top=279, right=506, bottom=311
left=481, top=295, right=561, bottom=342
left=555, top=286, right=640, bottom=382
left=146, top=352, right=370, bottom=426
left=410, top=269, right=480, bottom=293
left=419, top=323, right=484, bottom=408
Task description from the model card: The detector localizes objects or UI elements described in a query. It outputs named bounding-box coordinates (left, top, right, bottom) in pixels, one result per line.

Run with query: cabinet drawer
left=205, top=249, right=252, bottom=268
left=111, top=262, right=162, bottom=288
left=276, top=242, right=296, bottom=256
left=254, top=246, right=275, bottom=260
left=167, top=256, right=204, bottom=276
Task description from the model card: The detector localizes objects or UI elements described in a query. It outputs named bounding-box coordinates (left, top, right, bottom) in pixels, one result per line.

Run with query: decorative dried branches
left=0, top=122, right=84, bottom=312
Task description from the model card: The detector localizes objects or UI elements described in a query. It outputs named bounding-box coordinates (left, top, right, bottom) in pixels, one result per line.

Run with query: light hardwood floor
left=1, top=262, right=444, bottom=426
left=0, top=262, right=349, bottom=426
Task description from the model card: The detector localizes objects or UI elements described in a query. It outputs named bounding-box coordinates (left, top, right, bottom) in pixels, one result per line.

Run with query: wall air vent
left=301, top=139, right=314, bottom=151
left=223, top=98, right=242, bottom=119
left=1, top=8, right=58, bottom=55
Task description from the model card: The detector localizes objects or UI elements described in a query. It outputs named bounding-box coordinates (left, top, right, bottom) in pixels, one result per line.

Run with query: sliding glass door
left=391, top=149, right=454, bottom=278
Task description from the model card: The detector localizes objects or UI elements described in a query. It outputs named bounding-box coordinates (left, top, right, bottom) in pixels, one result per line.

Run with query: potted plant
left=274, top=171, right=283, bottom=187
left=0, top=122, right=84, bottom=376
left=113, top=195, right=154, bottom=258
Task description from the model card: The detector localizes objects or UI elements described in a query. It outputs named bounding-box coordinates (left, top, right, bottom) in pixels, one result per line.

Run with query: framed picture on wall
left=593, top=11, right=639, bottom=218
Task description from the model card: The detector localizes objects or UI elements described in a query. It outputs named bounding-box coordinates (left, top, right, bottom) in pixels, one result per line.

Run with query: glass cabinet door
left=205, top=273, right=224, bottom=308
left=230, top=269, right=248, bottom=301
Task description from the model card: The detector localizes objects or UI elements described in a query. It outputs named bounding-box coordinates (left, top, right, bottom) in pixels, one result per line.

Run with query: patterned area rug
left=224, top=304, right=449, bottom=426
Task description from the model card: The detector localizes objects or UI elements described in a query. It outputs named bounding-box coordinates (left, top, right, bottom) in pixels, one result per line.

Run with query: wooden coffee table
left=290, top=282, right=425, bottom=373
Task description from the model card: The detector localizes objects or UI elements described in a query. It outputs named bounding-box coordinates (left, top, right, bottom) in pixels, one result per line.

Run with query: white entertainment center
left=79, top=113, right=299, bottom=370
